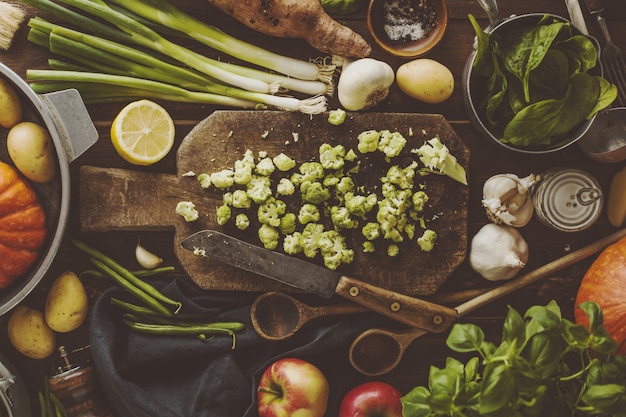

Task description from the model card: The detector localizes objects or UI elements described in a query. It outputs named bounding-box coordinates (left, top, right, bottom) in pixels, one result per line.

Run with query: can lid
left=533, top=169, right=603, bottom=232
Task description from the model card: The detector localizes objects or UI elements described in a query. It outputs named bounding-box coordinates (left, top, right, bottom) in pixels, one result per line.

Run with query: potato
left=8, top=305, right=56, bottom=359
left=45, top=271, right=88, bottom=333
left=396, top=59, right=454, bottom=104
left=7, top=121, right=56, bottom=183
left=0, top=76, right=22, bottom=128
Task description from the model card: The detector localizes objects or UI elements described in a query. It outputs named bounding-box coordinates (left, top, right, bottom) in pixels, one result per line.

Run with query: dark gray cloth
left=89, top=277, right=378, bottom=417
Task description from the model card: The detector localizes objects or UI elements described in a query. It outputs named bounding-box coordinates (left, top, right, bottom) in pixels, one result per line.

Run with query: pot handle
left=475, top=0, right=502, bottom=31
left=39, top=89, right=98, bottom=163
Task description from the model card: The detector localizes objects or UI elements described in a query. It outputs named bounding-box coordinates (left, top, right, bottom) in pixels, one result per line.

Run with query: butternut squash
left=206, top=0, right=372, bottom=58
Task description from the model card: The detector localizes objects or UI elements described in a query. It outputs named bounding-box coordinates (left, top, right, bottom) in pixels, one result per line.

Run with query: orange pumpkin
left=0, top=161, right=47, bottom=289
left=575, top=236, right=626, bottom=355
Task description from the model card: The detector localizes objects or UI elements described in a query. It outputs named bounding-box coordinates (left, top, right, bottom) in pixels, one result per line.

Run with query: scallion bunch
left=22, top=0, right=335, bottom=114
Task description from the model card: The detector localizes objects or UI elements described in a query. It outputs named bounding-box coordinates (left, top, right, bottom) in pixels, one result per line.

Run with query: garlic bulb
left=337, top=58, right=395, bottom=111
left=469, top=223, right=529, bottom=281
left=135, top=240, right=163, bottom=269
left=482, top=173, right=539, bottom=227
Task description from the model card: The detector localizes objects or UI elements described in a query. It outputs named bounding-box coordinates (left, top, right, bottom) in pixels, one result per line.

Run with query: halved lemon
left=110, top=99, right=175, bottom=166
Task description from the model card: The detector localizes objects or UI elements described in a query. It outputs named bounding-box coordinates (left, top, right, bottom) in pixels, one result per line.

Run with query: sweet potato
left=207, top=0, right=372, bottom=58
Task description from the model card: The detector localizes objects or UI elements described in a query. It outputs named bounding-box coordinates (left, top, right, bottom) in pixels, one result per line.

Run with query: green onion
left=105, top=0, right=335, bottom=84
left=28, top=70, right=261, bottom=108
left=27, top=69, right=326, bottom=112
left=53, top=0, right=275, bottom=93
left=22, top=0, right=330, bottom=113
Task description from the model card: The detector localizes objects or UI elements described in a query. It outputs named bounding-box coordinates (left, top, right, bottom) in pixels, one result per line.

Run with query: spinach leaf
left=502, top=72, right=600, bottom=147
left=528, top=48, right=570, bottom=98
left=554, top=34, right=598, bottom=73
left=469, top=16, right=615, bottom=150
left=469, top=13, right=494, bottom=77
left=587, top=76, right=618, bottom=118
left=501, top=21, right=565, bottom=103
left=485, top=42, right=510, bottom=128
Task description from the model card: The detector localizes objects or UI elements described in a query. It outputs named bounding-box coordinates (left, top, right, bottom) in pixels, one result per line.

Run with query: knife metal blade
left=565, top=0, right=589, bottom=34
left=181, top=230, right=458, bottom=333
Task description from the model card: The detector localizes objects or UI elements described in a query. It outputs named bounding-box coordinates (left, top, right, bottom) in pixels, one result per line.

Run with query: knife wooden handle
left=335, top=275, right=458, bottom=332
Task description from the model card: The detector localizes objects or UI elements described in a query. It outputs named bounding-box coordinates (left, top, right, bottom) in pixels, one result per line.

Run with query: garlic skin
left=135, top=240, right=163, bottom=269
left=469, top=223, right=529, bottom=281
left=337, top=58, right=395, bottom=111
left=482, top=173, right=539, bottom=227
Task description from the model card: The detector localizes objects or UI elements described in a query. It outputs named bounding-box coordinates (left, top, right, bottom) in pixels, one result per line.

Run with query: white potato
left=45, top=271, right=89, bottom=333
left=8, top=305, right=56, bottom=359
left=396, top=59, right=454, bottom=104
left=7, top=121, right=56, bottom=183
left=0, top=76, right=22, bottom=128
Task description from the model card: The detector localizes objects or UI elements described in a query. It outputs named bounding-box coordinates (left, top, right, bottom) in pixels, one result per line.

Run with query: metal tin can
left=532, top=168, right=603, bottom=232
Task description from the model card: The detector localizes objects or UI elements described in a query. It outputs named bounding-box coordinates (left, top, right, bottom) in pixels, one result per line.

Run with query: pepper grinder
left=47, top=346, right=116, bottom=417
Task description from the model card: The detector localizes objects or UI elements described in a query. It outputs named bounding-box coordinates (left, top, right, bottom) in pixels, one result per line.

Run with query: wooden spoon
left=250, top=291, right=367, bottom=341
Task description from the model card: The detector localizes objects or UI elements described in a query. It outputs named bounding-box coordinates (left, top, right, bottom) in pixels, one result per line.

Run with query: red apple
left=338, top=381, right=403, bottom=417
left=257, top=357, right=329, bottom=417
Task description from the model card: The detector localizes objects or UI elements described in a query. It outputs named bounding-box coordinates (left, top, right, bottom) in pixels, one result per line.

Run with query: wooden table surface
left=1, top=0, right=626, bottom=415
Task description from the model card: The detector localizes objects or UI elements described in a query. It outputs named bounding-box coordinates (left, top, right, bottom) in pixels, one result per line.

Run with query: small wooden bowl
left=367, top=0, right=448, bottom=58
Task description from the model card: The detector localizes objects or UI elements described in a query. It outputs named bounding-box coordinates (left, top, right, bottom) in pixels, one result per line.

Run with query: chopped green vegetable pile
left=469, top=14, right=617, bottom=150
left=181, top=127, right=467, bottom=271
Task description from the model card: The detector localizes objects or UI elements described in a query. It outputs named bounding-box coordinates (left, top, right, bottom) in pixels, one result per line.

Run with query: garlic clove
left=508, top=197, right=534, bottom=227
left=482, top=173, right=539, bottom=227
left=135, top=240, right=163, bottom=269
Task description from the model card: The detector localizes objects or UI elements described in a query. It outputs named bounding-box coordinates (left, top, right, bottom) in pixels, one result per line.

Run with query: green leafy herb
left=401, top=300, right=626, bottom=417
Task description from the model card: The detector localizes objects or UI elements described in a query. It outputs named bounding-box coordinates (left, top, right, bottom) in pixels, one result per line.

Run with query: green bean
left=73, top=239, right=182, bottom=311
left=49, top=393, right=67, bottom=417
left=92, top=258, right=173, bottom=317
left=111, top=297, right=165, bottom=317
left=124, top=320, right=245, bottom=334
left=111, top=297, right=212, bottom=322
left=123, top=319, right=245, bottom=348
left=82, top=266, right=175, bottom=279
left=124, top=320, right=239, bottom=349
left=38, top=391, right=47, bottom=417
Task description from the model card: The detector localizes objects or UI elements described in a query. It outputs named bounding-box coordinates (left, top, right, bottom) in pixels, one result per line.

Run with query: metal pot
left=0, top=351, right=31, bottom=417
left=0, top=61, right=98, bottom=316
left=462, top=0, right=603, bottom=154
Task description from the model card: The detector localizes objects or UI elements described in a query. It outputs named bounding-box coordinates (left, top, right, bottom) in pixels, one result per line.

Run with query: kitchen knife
left=565, top=0, right=589, bottom=34
left=181, top=230, right=458, bottom=333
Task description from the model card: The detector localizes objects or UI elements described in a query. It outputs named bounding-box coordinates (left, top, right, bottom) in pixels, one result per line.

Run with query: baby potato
left=8, top=305, right=56, bottom=359
left=7, top=121, right=56, bottom=183
left=0, top=76, right=22, bottom=128
left=45, top=271, right=88, bottom=333
left=396, top=59, right=454, bottom=104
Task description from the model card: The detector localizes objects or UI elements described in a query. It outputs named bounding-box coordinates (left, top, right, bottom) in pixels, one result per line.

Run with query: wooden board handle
left=79, top=165, right=199, bottom=232
left=335, top=275, right=458, bottom=332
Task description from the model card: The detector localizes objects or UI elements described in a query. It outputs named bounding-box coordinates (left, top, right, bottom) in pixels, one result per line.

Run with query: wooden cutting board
left=80, top=111, right=469, bottom=295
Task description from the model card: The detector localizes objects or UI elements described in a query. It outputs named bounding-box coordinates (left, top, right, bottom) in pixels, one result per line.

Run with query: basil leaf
left=582, top=384, right=626, bottom=414
left=579, top=300, right=604, bottom=333
left=447, top=323, right=485, bottom=353
left=401, top=386, right=433, bottom=417
left=502, top=305, right=525, bottom=345
left=521, top=331, right=563, bottom=378
left=429, top=365, right=460, bottom=395
left=562, top=321, right=591, bottom=346
left=479, top=362, right=516, bottom=415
